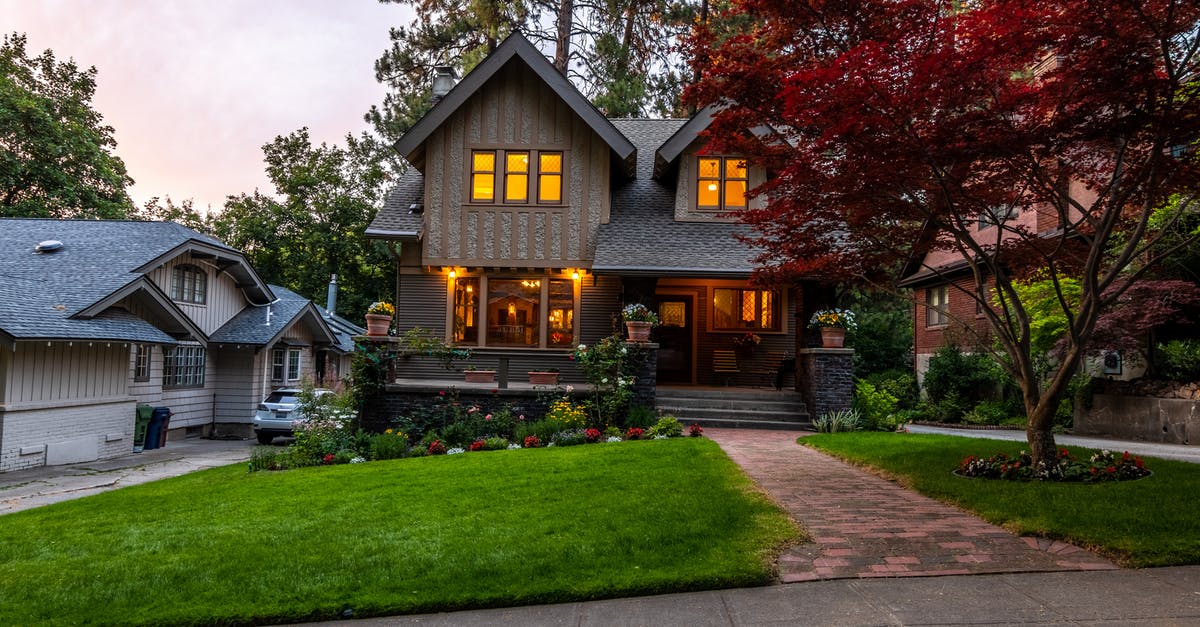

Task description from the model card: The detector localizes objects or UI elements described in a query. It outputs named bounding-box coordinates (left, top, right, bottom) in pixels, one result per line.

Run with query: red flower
left=524, top=435, right=541, bottom=448
left=438, top=390, right=446, bottom=396
left=626, top=427, right=644, bottom=440
left=427, top=439, right=447, bottom=455
left=322, top=454, right=335, bottom=465
left=469, top=439, right=486, bottom=451
left=688, top=423, right=704, bottom=437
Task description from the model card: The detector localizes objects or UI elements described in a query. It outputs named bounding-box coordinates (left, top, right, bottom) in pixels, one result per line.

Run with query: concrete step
left=656, top=405, right=808, bottom=423
left=656, top=387, right=803, bottom=402
left=657, top=397, right=804, bottom=412
left=686, top=416, right=814, bottom=431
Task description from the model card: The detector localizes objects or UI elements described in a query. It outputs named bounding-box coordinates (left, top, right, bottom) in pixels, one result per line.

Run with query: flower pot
left=625, top=320, right=652, bottom=342
left=528, top=371, right=560, bottom=385
left=365, top=313, right=392, bottom=337
left=820, top=327, right=846, bottom=348
left=464, top=370, right=495, bottom=383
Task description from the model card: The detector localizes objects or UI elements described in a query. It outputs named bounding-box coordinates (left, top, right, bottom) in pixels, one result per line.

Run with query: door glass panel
left=547, top=279, right=574, bottom=346
left=487, top=279, right=540, bottom=347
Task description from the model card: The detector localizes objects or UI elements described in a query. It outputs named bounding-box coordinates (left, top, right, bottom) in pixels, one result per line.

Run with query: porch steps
left=655, top=386, right=811, bottom=431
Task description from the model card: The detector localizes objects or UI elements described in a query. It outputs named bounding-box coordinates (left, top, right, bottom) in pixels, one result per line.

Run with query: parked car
left=252, top=388, right=336, bottom=444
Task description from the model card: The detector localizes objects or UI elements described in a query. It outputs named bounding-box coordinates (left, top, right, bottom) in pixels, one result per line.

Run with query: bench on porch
left=750, top=351, right=788, bottom=388
left=713, top=349, right=740, bottom=385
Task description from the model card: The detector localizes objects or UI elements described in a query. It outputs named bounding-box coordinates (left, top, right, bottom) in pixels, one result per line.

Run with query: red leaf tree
left=688, top=0, right=1200, bottom=467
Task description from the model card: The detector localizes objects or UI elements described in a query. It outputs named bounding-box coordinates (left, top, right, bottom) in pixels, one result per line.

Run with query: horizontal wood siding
left=0, top=348, right=7, bottom=404
left=422, top=62, right=609, bottom=268
left=3, top=342, right=128, bottom=405
left=147, top=254, right=247, bottom=335
left=128, top=344, right=164, bottom=406
left=392, top=271, right=451, bottom=380
left=213, top=347, right=258, bottom=424
left=580, top=275, right=623, bottom=345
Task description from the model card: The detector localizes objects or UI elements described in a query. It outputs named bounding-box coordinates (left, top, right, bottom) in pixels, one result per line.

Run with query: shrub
left=369, top=430, right=409, bottom=461
left=523, top=435, right=542, bottom=448
left=573, top=334, right=649, bottom=425
left=957, top=448, right=1150, bottom=482
left=624, top=404, right=658, bottom=429
left=813, top=408, right=861, bottom=433
left=922, top=344, right=1005, bottom=418
left=864, top=369, right=919, bottom=409
left=962, top=399, right=1018, bottom=426
left=550, top=429, right=587, bottom=446
left=427, top=439, right=447, bottom=455
left=584, top=428, right=603, bottom=443
left=249, top=446, right=287, bottom=472
left=647, top=415, right=683, bottom=438
left=515, top=419, right=560, bottom=445
left=853, top=380, right=899, bottom=431
left=544, top=399, right=588, bottom=432
left=625, top=427, right=645, bottom=440
left=469, top=439, right=486, bottom=452
left=1156, top=339, right=1200, bottom=381
left=440, top=420, right=477, bottom=448
left=688, top=423, right=704, bottom=437
left=604, top=425, right=622, bottom=439
left=482, top=436, right=510, bottom=450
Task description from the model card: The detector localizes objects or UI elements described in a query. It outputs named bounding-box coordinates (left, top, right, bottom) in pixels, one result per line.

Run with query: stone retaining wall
left=1075, top=394, right=1199, bottom=445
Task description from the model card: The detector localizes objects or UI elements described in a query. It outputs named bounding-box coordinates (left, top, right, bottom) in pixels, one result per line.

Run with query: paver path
left=706, top=428, right=1116, bottom=582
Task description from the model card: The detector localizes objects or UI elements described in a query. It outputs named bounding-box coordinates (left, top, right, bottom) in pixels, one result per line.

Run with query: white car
left=251, top=388, right=334, bottom=444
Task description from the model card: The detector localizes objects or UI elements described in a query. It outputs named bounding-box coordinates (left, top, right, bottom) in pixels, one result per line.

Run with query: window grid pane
left=453, top=277, right=480, bottom=344
left=471, top=150, right=496, bottom=201
left=547, top=279, right=574, bottom=346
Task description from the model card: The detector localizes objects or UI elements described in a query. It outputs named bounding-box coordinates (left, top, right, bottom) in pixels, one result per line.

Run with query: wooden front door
left=654, top=295, right=694, bottom=384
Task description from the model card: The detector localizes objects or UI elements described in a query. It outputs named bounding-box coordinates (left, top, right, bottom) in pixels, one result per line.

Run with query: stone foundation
left=1075, top=393, right=1199, bottom=445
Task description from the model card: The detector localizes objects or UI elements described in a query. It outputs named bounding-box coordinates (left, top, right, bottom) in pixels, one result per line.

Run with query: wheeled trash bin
left=134, top=404, right=154, bottom=452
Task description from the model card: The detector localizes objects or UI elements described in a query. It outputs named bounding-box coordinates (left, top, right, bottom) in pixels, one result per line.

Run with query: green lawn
left=803, top=432, right=1200, bottom=568
left=0, top=438, right=798, bottom=626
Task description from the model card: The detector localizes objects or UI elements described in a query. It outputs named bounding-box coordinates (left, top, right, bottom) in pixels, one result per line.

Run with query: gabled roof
left=0, top=219, right=257, bottom=344
left=592, top=119, right=762, bottom=277
left=653, top=106, right=715, bottom=179
left=394, top=32, right=637, bottom=178
left=209, top=285, right=338, bottom=349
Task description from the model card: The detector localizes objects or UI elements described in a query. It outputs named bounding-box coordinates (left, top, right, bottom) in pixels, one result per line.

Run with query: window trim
left=447, top=272, right=580, bottom=349
left=696, top=156, right=749, bottom=212
left=170, top=264, right=208, bottom=305
left=467, top=149, right=567, bottom=207
left=163, top=345, right=206, bottom=389
left=133, top=344, right=151, bottom=382
left=271, top=347, right=303, bottom=382
left=287, top=348, right=302, bottom=381
left=709, top=286, right=784, bottom=333
left=926, top=286, right=950, bottom=327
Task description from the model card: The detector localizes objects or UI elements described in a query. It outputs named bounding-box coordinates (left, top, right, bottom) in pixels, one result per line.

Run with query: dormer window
left=471, top=149, right=565, bottom=205
left=171, top=264, right=207, bottom=305
left=697, top=157, right=748, bottom=211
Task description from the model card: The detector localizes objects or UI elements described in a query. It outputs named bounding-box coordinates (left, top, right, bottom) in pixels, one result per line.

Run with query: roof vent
left=409, top=203, right=424, bottom=214
left=34, top=240, right=64, bottom=254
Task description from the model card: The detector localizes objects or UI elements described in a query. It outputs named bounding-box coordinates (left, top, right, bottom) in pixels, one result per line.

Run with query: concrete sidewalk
left=325, top=566, right=1200, bottom=625
left=0, top=437, right=254, bottom=515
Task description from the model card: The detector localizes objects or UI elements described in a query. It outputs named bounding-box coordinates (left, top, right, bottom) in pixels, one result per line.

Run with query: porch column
left=797, top=348, right=853, bottom=420
left=627, top=341, right=658, bottom=410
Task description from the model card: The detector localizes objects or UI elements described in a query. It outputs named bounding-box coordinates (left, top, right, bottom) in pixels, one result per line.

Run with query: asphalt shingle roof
left=209, top=285, right=314, bottom=346
left=366, top=171, right=425, bottom=239
left=594, top=119, right=760, bottom=276
left=0, top=219, right=235, bottom=342
left=323, top=313, right=364, bottom=353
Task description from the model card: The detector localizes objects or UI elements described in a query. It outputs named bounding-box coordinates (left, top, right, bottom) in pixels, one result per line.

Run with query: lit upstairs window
left=697, top=156, right=748, bottom=211
left=471, top=151, right=496, bottom=202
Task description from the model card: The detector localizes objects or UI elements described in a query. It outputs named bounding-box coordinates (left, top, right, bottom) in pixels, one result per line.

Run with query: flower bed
left=956, top=448, right=1151, bottom=482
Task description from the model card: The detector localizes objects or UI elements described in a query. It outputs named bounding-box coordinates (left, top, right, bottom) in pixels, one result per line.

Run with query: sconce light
left=571, top=270, right=580, bottom=281
left=448, top=269, right=456, bottom=280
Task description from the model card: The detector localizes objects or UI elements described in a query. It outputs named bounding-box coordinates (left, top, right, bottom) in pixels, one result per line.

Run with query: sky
left=3, top=0, right=414, bottom=215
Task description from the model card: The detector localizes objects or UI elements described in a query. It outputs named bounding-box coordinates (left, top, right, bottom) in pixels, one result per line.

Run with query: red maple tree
left=688, top=0, right=1200, bottom=467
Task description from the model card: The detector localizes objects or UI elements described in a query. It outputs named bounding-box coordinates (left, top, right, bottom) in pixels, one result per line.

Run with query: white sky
left=3, top=0, right=414, bottom=215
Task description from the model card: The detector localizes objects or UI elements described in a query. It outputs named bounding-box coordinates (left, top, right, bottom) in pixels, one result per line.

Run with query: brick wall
left=913, top=275, right=993, bottom=380
left=797, top=348, right=854, bottom=419
left=0, top=399, right=136, bottom=471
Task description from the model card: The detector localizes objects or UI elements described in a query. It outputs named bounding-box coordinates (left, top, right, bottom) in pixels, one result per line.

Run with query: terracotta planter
left=464, top=370, right=496, bottom=383
left=820, top=327, right=846, bottom=348
left=365, top=313, right=392, bottom=337
left=625, top=320, right=652, bottom=342
left=527, top=371, right=560, bottom=385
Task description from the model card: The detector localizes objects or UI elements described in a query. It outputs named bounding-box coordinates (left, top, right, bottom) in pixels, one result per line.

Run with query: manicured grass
left=803, top=432, right=1200, bottom=568
left=0, top=438, right=798, bottom=626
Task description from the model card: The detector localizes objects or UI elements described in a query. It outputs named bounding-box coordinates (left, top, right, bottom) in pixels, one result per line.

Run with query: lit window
left=171, top=264, right=207, bottom=304
left=505, top=152, right=529, bottom=202
left=926, top=286, right=949, bottom=326
left=471, top=151, right=495, bottom=202
left=487, top=279, right=541, bottom=347
left=453, top=277, right=479, bottom=344
left=539, top=152, right=563, bottom=203
left=697, top=157, right=748, bottom=211
left=713, top=287, right=780, bottom=331
left=547, top=279, right=574, bottom=346
left=163, top=345, right=205, bottom=388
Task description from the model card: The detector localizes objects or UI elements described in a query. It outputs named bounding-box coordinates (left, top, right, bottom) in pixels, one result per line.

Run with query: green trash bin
left=134, top=404, right=154, bottom=452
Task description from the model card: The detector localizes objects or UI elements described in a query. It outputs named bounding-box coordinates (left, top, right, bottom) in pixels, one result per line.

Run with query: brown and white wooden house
left=366, top=33, right=824, bottom=388
left=0, top=219, right=351, bottom=471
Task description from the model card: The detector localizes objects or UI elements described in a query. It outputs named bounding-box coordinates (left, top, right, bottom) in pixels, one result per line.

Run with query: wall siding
left=128, top=343, right=164, bottom=407
left=147, top=254, right=247, bottom=335
left=422, top=62, right=609, bottom=268
left=161, top=349, right=216, bottom=429
left=3, top=342, right=128, bottom=405
left=212, top=347, right=259, bottom=427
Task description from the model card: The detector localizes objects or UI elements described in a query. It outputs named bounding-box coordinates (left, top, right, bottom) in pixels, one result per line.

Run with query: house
left=0, top=219, right=351, bottom=471
left=365, top=33, right=836, bottom=392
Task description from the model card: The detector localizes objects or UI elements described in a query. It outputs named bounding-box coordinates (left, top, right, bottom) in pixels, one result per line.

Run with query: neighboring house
left=0, top=219, right=347, bottom=471
left=366, top=33, right=827, bottom=387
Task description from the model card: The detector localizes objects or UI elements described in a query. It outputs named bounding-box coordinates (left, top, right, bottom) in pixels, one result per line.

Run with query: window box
left=464, top=369, right=496, bottom=383
left=527, top=371, right=560, bottom=385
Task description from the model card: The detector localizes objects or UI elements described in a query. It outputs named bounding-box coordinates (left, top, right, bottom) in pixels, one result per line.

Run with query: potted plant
left=808, top=308, right=857, bottom=348
left=527, top=368, right=560, bottom=385
left=621, top=303, right=660, bottom=342
left=463, top=364, right=496, bottom=383
left=365, top=301, right=395, bottom=337
left=733, top=332, right=761, bottom=357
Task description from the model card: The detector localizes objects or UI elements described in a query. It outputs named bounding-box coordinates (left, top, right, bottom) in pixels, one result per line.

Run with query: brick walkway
left=706, top=428, right=1117, bottom=582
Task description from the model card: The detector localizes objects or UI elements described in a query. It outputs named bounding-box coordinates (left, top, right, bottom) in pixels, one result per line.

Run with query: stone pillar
left=626, top=341, right=658, bottom=409
left=797, top=348, right=854, bottom=419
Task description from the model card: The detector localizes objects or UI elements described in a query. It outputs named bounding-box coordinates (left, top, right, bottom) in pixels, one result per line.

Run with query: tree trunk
left=553, top=0, right=573, bottom=74
left=1025, top=401, right=1059, bottom=470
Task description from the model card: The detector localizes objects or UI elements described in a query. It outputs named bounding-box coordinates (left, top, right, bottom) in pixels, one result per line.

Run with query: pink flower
left=485, top=414, right=493, bottom=421
left=438, top=390, right=446, bottom=396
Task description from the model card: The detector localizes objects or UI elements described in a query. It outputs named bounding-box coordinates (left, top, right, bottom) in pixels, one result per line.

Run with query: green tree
left=137, top=196, right=212, bottom=234
left=213, top=129, right=391, bottom=320
left=0, top=32, right=133, bottom=218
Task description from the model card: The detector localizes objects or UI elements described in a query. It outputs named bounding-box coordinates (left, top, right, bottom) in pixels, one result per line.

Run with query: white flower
left=654, top=434, right=668, bottom=440
left=621, top=347, right=627, bottom=354
left=606, top=436, right=622, bottom=443
left=601, top=377, right=608, bottom=383
left=547, top=442, right=556, bottom=447
left=577, top=344, right=587, bottom=351
left=446, top=447, right=465, bottom=455
left=565, top=385, right=575, bottom=393
left=507, top=443, right=522, bottom=450
left=350, top=457, right=366, bottom=464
